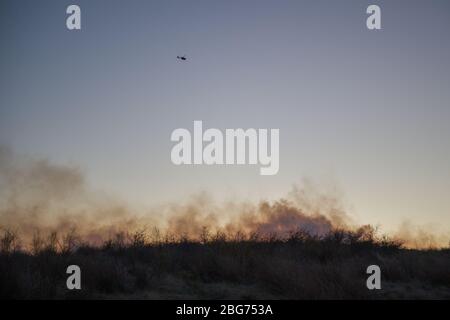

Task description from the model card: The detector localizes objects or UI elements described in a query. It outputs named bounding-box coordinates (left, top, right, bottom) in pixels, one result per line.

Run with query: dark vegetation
left=0, top=226, right=449, bottom=299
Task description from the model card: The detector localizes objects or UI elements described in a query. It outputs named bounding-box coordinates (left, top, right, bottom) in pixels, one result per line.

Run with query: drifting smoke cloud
left=0, top=146, right=448, bottom=249
left=164, top=199, right=338, bottom=239
left=0, top=146, right=153, bottom=245
left=394, top=221, right=449, bottom=250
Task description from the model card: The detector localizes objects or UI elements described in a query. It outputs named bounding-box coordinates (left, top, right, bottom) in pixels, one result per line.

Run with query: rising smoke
left=0, top=146, right=447, bottom=249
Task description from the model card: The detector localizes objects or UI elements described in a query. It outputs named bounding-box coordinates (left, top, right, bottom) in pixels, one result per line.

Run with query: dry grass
left=0, top=227, right=449, bottom=299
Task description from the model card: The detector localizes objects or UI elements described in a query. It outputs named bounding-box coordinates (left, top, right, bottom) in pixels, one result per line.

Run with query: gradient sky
left=1, top=0, right=450, bottom=233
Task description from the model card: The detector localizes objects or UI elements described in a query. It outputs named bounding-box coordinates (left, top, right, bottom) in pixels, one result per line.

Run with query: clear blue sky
left=1, top=0, right=450, bottom=233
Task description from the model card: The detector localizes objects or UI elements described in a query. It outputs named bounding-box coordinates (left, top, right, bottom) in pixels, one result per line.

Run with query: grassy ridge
left=0, top=228, right=449, bottom=299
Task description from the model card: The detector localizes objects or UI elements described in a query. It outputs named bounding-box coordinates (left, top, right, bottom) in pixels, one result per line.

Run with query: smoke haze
left=0, top=146, right=448, bottom=249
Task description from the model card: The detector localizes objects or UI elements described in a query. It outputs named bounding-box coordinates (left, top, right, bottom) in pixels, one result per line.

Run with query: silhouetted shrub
left=0, top=228, right=449, bottom=299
